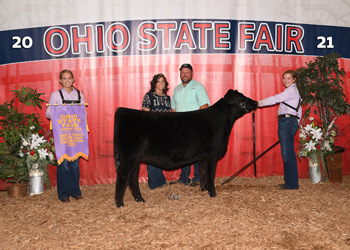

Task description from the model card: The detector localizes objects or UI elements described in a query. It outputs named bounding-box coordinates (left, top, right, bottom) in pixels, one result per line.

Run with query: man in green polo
left=169, top=63, right=210, bottom=187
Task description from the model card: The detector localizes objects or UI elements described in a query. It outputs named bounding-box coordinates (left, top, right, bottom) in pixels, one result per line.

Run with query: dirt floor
left=1, top=176, right=350, bottom=250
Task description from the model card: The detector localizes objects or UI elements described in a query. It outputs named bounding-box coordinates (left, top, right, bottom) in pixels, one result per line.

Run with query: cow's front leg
left=198, top=160, right=207, bottom=191
left=128, top=162, right=145, bottom=203
left=206, top=159, right=217, bottom=197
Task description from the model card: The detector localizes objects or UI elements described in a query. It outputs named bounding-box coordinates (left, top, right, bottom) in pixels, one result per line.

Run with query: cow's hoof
left=201, top=187, right=208, bottom=192
left=116, top=201, right=124, bottom=208
left=135, top=197, right=145, bottom=203
left=209, top=192, right=217, bottom=197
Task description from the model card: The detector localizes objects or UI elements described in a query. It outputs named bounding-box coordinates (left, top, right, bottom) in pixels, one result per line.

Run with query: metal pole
left=253, top=112, right=256, bottom=176
left=221, top=141, right=280, bottom=186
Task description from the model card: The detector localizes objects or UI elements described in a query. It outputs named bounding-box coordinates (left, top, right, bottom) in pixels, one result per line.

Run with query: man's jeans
left=178, top=162, right=200, bottom=185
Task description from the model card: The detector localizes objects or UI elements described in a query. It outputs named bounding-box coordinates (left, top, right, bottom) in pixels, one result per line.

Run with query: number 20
left=12, top=36, right=33, bottom=49
left=317, top=36, right=334, bottom=49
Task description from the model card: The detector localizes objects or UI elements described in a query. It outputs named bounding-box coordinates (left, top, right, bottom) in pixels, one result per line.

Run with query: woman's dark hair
left=283, top=70, right=297, bottom=81
left=149, top=73, right=170, bottom=94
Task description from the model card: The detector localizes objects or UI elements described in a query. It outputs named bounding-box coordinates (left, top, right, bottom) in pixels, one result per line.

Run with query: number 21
left=317, top=36, right=334, bottom=49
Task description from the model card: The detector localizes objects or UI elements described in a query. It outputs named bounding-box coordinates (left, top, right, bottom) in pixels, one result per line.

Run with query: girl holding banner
left=46, top=70, right=89, bottom=203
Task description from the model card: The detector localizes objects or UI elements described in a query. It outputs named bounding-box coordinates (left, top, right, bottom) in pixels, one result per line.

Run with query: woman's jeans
left=147, top=164, right=166, bottom=189
left=278, top=117, right=299, bottom=189
left=57, top=158, right=81, bottom=200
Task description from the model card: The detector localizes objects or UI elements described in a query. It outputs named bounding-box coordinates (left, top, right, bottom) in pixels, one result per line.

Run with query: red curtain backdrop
left=1, top=54, right=349, bottom=189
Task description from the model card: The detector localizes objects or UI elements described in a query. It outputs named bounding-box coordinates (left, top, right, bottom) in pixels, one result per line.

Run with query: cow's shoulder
left=210, top=98, right=230, bottom=113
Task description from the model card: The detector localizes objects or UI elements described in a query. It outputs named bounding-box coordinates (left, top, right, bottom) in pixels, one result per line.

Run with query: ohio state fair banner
left=1, top=19, right=350, bottom=65
left=50, top=104, right=89, bottom=165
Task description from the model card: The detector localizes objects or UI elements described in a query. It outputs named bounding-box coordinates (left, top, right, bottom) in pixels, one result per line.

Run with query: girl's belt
left=278, top=114, right=299, bottom=119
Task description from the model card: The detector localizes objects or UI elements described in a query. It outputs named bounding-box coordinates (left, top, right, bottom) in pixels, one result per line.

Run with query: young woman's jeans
left=278, top=117, right=299, bottom=189
left=147, top=164, right=166, bottom=189
left=178, top=162, right=200, bottom=185
left=57, top=158, right=81, bottom=200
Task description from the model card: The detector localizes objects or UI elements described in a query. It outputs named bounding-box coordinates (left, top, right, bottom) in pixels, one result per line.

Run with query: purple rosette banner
left=51, top=104, right=89, bottom=165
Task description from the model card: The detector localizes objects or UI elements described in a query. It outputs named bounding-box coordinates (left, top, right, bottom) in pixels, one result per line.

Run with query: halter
left=239, top=98, right=249, bottom=112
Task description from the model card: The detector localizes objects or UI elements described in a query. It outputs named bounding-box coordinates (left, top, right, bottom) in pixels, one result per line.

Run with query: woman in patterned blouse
left=142, top=73, right=171, bottom=189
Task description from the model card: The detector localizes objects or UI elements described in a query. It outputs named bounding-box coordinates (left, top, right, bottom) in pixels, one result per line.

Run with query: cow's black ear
left=224, top=89, right=235, bottom=104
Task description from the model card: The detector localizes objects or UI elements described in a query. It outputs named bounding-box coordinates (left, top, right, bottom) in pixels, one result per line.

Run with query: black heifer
left=114, top=89, right=258, bottom=207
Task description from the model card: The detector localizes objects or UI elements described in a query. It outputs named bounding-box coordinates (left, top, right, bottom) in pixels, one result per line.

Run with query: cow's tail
left=114, top=108, right=122, bottom=171
left=114, top=146, right=120, bottom=171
